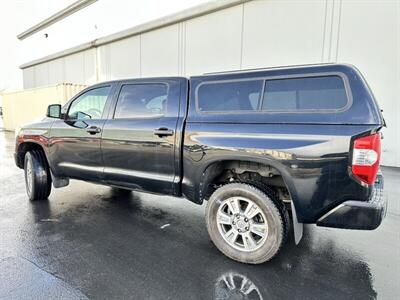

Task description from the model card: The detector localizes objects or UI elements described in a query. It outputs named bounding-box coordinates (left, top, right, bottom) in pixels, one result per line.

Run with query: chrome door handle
left=86, top=126, right=101, bottom=134
left=153, top=128, right=174, bottom=137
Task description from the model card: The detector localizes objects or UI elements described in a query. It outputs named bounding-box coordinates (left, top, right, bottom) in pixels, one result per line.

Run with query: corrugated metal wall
left=23, top=49, right=96, bottom=88
left=21, top=0, right=400, bottom=166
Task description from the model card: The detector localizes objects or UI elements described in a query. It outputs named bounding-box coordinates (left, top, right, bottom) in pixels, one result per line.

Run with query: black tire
left=24, top=150, right=52, bottom=201
left=205, top=183, right=286, bottom=264
left=240, top=180, right=291, bottom=244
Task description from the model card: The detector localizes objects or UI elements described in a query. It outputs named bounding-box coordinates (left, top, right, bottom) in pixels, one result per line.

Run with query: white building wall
left=98, top=37, right=141, bottom=81
left=335, top=1, right=400, bottom=167
left=185, top=5, right=243, bottom=74
left=242, top=1, right=327, bottom=68
left=22, top=49, right=97, bottom=88
left=48, top=59, right=65, bottom=85
left=141, top=24, right=181, bottom=77
left=20, top=0, right=400, bottom=166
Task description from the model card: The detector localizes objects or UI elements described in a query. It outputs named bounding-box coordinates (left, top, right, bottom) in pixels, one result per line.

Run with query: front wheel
left=205, top=183, right=286, bottom=264
left=24, top=150, right=52, bottom=201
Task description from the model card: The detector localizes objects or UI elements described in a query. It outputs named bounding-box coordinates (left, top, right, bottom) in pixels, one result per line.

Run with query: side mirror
left=46, top=104, right=61, bottom=118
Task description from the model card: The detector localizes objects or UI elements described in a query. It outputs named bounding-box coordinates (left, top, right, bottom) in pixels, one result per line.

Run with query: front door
left=49, top=85, right=113, bottom=181
left=101, top=80, right=181, bottom=194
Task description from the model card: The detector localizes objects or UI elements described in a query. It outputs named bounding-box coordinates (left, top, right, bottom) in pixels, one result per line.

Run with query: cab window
left=68, top=86, right=111, bottom=120
left=114, top=84, right=168, bottom=119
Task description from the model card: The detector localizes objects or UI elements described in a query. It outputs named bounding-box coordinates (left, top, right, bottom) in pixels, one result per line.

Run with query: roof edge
left=17, top=0, right=98, bottom=40
left=20, top=0, right=251, bottom=69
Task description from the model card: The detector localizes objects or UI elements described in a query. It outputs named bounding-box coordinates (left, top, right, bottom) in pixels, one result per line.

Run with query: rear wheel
left=24, top=150, right=52, bottom=201
left=205, top=183, right=286, bottom=264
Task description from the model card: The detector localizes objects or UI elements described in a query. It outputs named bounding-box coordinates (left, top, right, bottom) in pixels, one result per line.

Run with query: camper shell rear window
left=196, top=74, right=351, bottom=113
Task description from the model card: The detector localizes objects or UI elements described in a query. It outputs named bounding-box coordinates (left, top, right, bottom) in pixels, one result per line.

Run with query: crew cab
left=15, top=64, right=387, bottom=264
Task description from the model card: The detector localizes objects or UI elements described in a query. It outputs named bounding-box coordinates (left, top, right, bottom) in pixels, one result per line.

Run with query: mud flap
left=291, top=201, right=303, bottom=244
left=51, top=172, right=69, bottom=188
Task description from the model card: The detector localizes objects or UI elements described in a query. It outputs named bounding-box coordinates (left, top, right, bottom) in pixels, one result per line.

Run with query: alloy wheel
left=216, top=196, right=269, bottom=252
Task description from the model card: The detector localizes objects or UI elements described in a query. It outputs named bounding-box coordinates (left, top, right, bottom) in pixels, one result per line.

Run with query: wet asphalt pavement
left=0, top=129, right=399, bottom=300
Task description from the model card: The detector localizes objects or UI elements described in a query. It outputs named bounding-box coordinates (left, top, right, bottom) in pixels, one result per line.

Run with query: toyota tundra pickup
left=14, top=64, right=387, bottom=264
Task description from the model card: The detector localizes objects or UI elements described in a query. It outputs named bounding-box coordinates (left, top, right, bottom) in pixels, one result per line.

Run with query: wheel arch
left=16, top=142, right=49, bottom=169
left=197, top=157, right=304, bottom=245
left=196, top=157, right=296, bottom=204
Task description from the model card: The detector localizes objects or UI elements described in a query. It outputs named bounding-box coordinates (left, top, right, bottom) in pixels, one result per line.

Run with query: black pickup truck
left=15, top=64, right=387, bottom=264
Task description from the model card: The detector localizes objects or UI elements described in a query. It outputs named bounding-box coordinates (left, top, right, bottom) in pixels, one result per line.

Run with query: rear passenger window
left=197, top=80, right=263, bottom=112
left=262, top=76, right=348, bottom=111
left=114, top=84, right=168, bottom=118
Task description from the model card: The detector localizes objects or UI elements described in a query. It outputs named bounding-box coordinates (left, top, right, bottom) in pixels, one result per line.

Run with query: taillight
left=351, top=133, right=381, bottom=185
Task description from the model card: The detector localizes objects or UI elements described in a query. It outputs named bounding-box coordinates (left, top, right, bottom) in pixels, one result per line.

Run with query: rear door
left=101, top=78, right=184, bottom=194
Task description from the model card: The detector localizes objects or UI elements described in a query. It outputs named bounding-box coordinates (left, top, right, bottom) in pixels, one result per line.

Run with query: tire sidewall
left=24, top=152, right=36, bottom=200
left=24, top=151, right=51, bottom=201
left=206, top=183, right=284, bottom=264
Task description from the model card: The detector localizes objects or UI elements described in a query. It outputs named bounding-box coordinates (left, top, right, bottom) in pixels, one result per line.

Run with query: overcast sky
left=0, top=0, right=209, bottom=92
